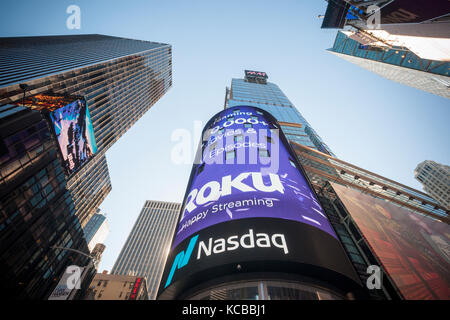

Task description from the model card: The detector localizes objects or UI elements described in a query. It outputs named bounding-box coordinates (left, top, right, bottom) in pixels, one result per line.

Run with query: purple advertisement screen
left=172, top=106, right=337, bottom=248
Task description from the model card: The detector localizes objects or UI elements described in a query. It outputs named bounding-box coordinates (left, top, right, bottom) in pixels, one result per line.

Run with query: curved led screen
left=158, top=106, right=361, bottom=299
left=173, top=106, right=337, bottom=248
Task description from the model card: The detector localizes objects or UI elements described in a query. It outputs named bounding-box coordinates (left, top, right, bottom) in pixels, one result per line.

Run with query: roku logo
left=180, top=172, right=284, bottom=221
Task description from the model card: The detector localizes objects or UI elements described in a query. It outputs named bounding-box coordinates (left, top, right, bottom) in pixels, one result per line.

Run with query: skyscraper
left=0, top=106, right=92, bottom=299
left=319, top=1, right=450, bottom=99
left=0, top=34, right=173, bottom=226
left=0, top=34, right=172, bottom=299
left=83, top=210, right=109, bottom=251
left=328, top=31, right=450, bottom=99
left=225, top=70, right=334, bottom=156
left=112, top=201, right=180, bottom=299
left=415, top=160, right=450, bottom=210
left=158, top=71, right=449, bottom=300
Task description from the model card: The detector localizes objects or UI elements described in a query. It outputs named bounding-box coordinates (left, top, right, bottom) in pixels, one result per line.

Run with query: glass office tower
left=0, top=34, right=172, bottom=299
left=112, top=201, right=180, bottom=300
left=329, top=31, right=450, bottom=99
left=0, top=34, right=172, bottom=226
left=0, top=106, right=92, bottom=299
left=225, top=71, right=334, bottom=156
left=83, top=210, right=109, bottom=251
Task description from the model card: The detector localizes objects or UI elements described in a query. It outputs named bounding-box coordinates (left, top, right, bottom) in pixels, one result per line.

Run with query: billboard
left=321, top=0, right=350, bottom=29
left=14, top=94, right=98, bottom=176
left=245, top=70, right=268, bottom=79
left=48, top=266, right=85, bottom=300
left=380, top=0, right=450, bottom=24
left=331, top=182, right=450, bottom=300
left=48, top=98, right=97, bottom=175
left=174, top=106, right=337, bottom=248
left=158, top=106, right=361, bottom=299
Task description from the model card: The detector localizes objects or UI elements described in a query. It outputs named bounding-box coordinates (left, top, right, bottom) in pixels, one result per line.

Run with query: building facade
left=328, top=31, right=450, bottom=99
left=225, top=70, right=334, bottom=156
left=0, top=106, right=92, bottom=299
left=0, top=34, right=172, bottom=299
left=83, top=210, right=109, bottom=251
left=320, top=1, right=450, bottom=99
left=89, top=273, right=148, bottom=300
left=112, top=201, right=180, bottom=299
left=415, top=160, right=450, bottom=210
left=0, top=34, right=173, bottom=226
left=292, top=142, right=449, bottom=299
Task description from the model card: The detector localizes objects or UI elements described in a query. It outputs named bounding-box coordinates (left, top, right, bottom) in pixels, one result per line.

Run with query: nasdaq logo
left=164, top=235, right=199, bottom=288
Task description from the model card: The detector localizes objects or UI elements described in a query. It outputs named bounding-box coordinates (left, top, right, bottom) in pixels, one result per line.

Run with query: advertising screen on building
left=173, top=106, right=337, bottom=248
left=245, top=70, right=268, bottom=79
left=14, top=94, right=98, bottom=176
left=380, top=0, right=450, bottom=24
left=331, top=182, right=450, bottom=300
left=49, top=98, right=97, bottom=176
left=158, top=106, right=361, bottom=299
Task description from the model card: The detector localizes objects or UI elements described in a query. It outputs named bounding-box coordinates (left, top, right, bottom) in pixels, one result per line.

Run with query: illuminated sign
left=331, top=182, right=450, bottom=300
left=14, top=94, right=98, bottom=176
left=380, top=0, right=450, bottom=24
left=48, top=98, right=97, bottom=176
left=158, top=106, right=361, bottom=299
left=129, top=277, right=142, bottom=300
left=173, top=106, right=336, bottom=248
left=245, top=70, right=268, bottom=79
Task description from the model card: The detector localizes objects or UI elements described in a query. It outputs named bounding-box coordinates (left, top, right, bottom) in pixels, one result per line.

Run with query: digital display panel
left=331, top=182, right=450, bottom=300
left=173, top=106, right=337, bottom=249
left=380, top=0, right=450, bottom=24
left=49, top=98, right=97, bottom=175
left=245, top=70, right=268, bottom=79
left=158, top=106, right=361, bottom=298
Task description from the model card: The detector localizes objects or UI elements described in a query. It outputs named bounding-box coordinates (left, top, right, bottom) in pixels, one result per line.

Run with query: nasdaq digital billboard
left=158, top=106, right=361, bottom=299
left=173, top=106, right=337, bottom=248
left=49, top=98, right=97, bottom=176
left=331, top=182, right=450, bottom=300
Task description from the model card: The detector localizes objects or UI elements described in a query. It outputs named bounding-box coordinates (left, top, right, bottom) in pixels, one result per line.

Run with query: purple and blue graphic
left=172, top=106, right=337, bottom=249
left=49, top=99, right=97, bottom=175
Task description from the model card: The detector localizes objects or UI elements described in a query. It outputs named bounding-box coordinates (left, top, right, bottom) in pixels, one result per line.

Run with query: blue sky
left=1, top=0, right=449, bottom=273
